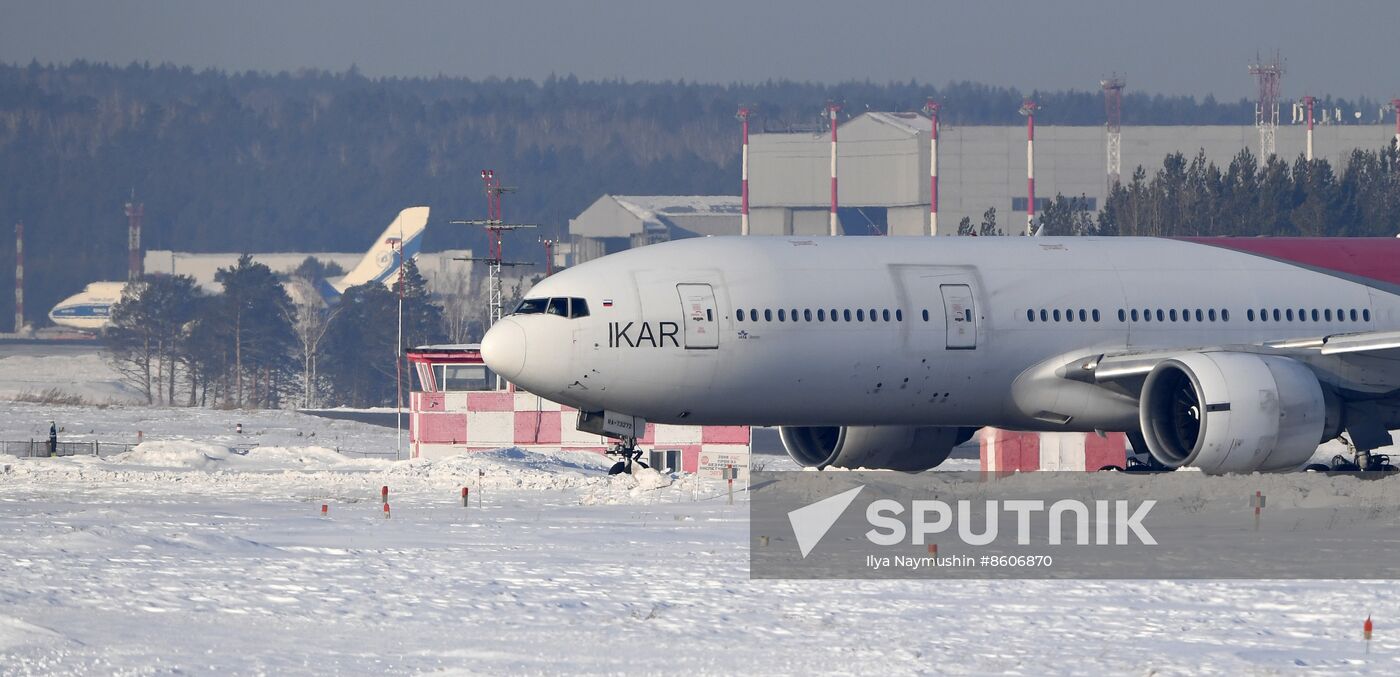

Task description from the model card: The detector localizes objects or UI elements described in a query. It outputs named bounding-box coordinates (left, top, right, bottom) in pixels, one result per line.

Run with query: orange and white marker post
left=381, top=485, right=389, bottom=506
left=321, top=503, right=328, bottom=517
left=1251, top=491, right=1266, bottom=530
left=1365, top=615, right=1373, bottom=653
left=383, top=503, right=391, bottom=520
left=477, top=469, right=484, bottom=509
left=462, top=486, right=470, bottom=509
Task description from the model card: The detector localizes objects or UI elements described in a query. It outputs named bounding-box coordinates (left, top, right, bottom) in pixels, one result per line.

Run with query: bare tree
left=284, top=278, right=343, bottom=409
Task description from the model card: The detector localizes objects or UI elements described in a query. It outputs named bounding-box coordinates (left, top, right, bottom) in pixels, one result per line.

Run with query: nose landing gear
left=606, top=436, right=651, bottom=475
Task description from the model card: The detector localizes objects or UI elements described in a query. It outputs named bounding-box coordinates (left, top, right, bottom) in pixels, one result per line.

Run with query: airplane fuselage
left=484, top=236, right=1400, bottom=433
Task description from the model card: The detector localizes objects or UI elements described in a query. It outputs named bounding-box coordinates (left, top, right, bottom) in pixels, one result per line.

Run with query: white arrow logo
left=788, top=486, right=864, bottom=558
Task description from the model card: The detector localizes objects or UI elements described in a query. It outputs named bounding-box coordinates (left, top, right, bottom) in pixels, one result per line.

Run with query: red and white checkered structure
left=408, top=345, right=750, bottom=468
left=980, top=428, right=1127, bottom=472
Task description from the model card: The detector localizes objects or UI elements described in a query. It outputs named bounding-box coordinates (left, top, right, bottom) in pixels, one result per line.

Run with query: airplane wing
left=1084, top=328, right=1400, bottom=385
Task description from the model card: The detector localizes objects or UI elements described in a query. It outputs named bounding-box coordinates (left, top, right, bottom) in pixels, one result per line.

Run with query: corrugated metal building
left=748, top=112, right=1398, bottom=236
left=568, top=195, right=741, bottom=264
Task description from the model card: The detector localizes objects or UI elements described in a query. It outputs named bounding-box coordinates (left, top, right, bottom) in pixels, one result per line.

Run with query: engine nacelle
left=778, top=425, right=973, bottom=471
left=1139, top=352, right=1340, bottom=474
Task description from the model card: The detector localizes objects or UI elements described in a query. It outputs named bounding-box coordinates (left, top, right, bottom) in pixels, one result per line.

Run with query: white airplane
left=481, top=235, right=1400, bottom=475
left=48, top=207, right=429, bottom=331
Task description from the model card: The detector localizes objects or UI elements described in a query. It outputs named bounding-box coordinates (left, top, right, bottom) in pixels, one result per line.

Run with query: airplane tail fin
left=331, top=206, right=429, bottom=294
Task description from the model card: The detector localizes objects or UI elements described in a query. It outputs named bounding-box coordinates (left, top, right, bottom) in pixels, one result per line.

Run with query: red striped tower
left=923, top=98, right=941, bottom=236
left=1392, top=99, right=1400, bottom=150
left=13, top=222, right=22, bottom=332
left=826, top=101, right=841, bottom=236
left=1303, top=96, right=1315, bottom=161
left=1020, top=99, right=1039, bottom=235
left=737, top=106, right=751, bottom=236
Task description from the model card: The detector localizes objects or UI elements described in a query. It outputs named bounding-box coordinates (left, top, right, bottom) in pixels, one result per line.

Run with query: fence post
left=93, top=441, right=99, bottom=456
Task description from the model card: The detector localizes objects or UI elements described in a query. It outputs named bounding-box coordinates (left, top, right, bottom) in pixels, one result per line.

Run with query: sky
left=1, top=0, right=1396, bottom=100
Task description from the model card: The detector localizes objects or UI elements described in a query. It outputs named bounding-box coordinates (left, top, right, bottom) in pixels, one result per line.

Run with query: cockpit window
left=513, top=297, right=590, bottom=319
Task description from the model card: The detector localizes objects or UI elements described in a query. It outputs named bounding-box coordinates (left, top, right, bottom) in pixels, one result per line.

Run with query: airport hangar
left=568, top=112, right=1399, bottom=262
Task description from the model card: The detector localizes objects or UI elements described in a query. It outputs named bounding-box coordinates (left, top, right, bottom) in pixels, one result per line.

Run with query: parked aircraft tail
left=328, top=206, right=429, bottom=295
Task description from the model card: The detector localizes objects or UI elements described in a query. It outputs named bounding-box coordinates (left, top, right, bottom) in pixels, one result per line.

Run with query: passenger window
left=1311, top=309, right=1319, bottom=322
left=1080, top=309, right=1089, bottom=322
left=896, top=309, right=903, bottom=321
left=1169, top=309, right=1178, bottom=322
left=778, top=309, right=786, bottom=322
left=856, top=309, right=865, bottom=321
left=1040, top=309, right=1048, bottom=322
left=737, top=309, right=746, bottom=322
left=1156, top=309, right=1165, bottom=322
left=706, top=309, right=713, bottom=322
left=1363, top=309, right=1371, bottom=322
left=1130, top=309, right=1138, bottom=321
left=764, top=309, right=772, bottom=322
left=515, top=298, right=548, bottom=315
left=882, top=309, right=891, bottom=322
left=546, top=298, right=568, bottom=316
left=1205, top=309, right=1214, bottom=322
left=817, top=309, right=825, bottom=322
left=869, top=308, right=877, bottom=320
left=1286, top=309, right=1294, bottom=321
left=1051, top=309, right=1060, bottom=322
left=1117, top=309, right=1125, bottom=322
left=804, top=309, right=812, bottom=322
left=1221, top=309, right=1229, bottom=322
left=830, top=308, right=838, bottom=321
left=1066, top=309, right=1074, bottom=323
left=1027, top=309, right=1035, bottom=322
left=570, top=298, right=590, bottom=318
left=1247, top=309, right=1255, bottom=322
left=844, top=309, right=852, bottom=322
left=1297, top=308, right=1305, bottom=321
left=1324, top=309, right=1333, bottom=321
left=923, top=309, right=930, bottom=322
left=791, top=308, right=799, bottom=321
left=1350, top=309, right=1358, bottom=321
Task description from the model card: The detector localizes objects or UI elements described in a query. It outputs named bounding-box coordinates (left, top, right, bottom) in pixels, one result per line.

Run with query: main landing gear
left=1304, top=435, right=1399, bottom=473
left=606, top=436, right=650, bottom=475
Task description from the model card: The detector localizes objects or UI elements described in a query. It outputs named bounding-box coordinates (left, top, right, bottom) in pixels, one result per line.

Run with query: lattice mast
left=450, top=169, right=535, bottom=329
left=125, top=194, right=143, bottom=281
left=1101, top=76, right=1125, bottom=191
left=1249, top=53, right=1284, bottom=159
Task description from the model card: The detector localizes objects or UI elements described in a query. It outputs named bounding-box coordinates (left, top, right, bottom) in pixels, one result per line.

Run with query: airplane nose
left=481, top=318, right=526, bottom=380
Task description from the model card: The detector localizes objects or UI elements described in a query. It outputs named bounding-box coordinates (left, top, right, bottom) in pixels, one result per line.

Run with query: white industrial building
left=566, top=113, right=1399, bottom=251
left=567, top=195, right=741, bottom=265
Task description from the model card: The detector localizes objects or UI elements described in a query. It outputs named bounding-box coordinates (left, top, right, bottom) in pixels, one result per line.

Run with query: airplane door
left=676, top=283, right=719, bottom=349
left=940, top=284, right=976, bottom=349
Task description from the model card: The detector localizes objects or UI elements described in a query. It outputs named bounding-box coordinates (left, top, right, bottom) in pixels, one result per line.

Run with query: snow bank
left=112, top=440, right=237, bottom=468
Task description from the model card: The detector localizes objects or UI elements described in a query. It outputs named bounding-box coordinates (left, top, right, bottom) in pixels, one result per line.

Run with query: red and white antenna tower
left=922, top=98, right=941, bottom=236
left=1101, top=75, right=1125, bottom=191
left=737, top=106, right=752, bottom=236
left=1249, top=53, right=1284, bottom=158
left=826, top=100, right=841, bottom=236
left=125, top=194, right=144, bottom=281
left=1019, top=99, right=1039, bottom=235
left=1302, top=95, right=1316, bottom=161
left=451, top=170, right=535, bottom=327
left=1391, top=99, right=1400, bottom=150
left=13, top=222, right=22, bottom=333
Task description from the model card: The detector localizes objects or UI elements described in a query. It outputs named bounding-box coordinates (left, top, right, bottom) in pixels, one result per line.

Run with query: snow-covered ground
left=1, top=400, right=1398, bottom=675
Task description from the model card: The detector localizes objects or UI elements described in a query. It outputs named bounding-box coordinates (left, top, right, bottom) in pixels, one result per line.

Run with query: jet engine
left=778, top=425, right=974, bottom=471
left=1138, top=352, right=1341, bottom=474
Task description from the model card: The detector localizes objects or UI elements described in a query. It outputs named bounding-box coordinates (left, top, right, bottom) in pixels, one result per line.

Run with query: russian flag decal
left=602, top=299, right=613, bottom=307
